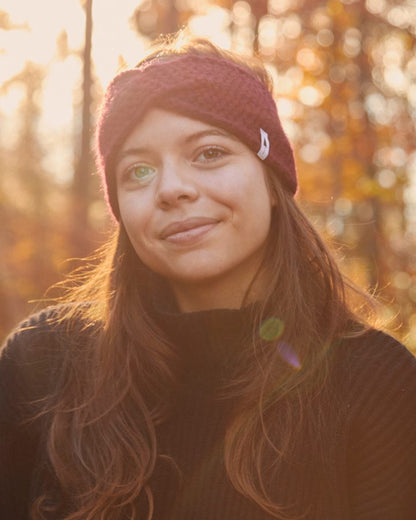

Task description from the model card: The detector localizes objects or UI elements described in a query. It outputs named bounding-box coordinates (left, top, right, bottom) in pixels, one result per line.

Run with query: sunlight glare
left=0, top=0, right=85, bottom=67
left=92, top=0, right=147, bottom=84
left=277, top=98, right=296, bottom=118
left=232, top=1, right=252, bottom=26
left=408, top=85, right=416, bottom=108
left=299, top=86, right=324, bottom=107
left=258, top=16, right=278, bottom=49
left=40, top=58, right=80, bottom=130
left=0, top=84, right=25, bottom=116
left=300, top=144, right=321, bottom=163
left=384, top=66, right=408, bottom=94
left=282, top=15, right=301, bottom=39
left=365, top=0, right=386, bottom=15
left=0, top=84, right=24, bottom=147
left=269, top=0, right=296, bottom=16
left=0, top=32, right=32, bottom=84
left=188, top=6, right=231, bottom=47
left=376, top=169, right=396, bottom=189
left=388, top=7, right=410, bottom=29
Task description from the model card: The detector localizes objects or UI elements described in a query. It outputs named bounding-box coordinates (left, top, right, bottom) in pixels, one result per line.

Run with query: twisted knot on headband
left=95, top=53, right=297, bottom=219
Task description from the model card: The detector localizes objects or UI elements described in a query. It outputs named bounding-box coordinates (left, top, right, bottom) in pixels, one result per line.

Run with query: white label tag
left=257, top=128, right=270, bottom=161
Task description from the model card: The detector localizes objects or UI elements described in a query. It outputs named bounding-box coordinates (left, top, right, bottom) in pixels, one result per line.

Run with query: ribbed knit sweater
left=0, top=305, right=415, bottom=519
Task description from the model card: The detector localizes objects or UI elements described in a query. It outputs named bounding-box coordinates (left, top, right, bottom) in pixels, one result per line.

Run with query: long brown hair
left=32, top=35, right=376, bottom=520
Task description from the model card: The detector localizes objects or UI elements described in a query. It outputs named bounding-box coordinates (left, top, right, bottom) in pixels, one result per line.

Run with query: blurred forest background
left=0, top=0, right=415, bottom=349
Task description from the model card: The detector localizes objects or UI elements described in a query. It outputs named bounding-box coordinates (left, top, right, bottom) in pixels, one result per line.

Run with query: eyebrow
left=184, top=128, right=239, bottom=143
left=116, top=128, right=239, bottom=164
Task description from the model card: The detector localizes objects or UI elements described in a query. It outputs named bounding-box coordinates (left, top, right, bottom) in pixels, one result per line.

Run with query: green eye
left=128, top=164, right=156, bottom=182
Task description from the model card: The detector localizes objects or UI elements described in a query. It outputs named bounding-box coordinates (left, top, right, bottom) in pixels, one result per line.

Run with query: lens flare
left=277, top=341, right=301, bottom=370
left=259, top=318, right=301, bottom=370
left=259, top=317, right=285, bottom=341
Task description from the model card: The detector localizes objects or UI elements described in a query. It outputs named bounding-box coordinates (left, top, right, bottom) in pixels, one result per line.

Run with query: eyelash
left=120, top=145, right=229, bottom=183
left=194, top=146, right=228, bottom=163
left=123, top=163, right=156, bottom=184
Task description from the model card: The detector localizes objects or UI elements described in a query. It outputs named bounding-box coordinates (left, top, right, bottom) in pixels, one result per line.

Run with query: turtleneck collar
left=150, top=290, right=260, bottom=389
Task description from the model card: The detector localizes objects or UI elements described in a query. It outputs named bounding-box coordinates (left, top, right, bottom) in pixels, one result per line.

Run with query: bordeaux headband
left=95, top=53, right=297, bottom=219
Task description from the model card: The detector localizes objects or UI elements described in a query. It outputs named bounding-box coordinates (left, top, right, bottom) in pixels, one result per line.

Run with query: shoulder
left=1, top=305, right=83, bottom=367
left=330, top=331, right=416, bottom=514
left=332, top=328, right=415, bottom=385
left=329, top=328, right=416, bottom=425
left=0, top=305, right=91, bottom=413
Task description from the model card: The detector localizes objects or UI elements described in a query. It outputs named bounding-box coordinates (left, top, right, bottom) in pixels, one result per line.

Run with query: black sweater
left=1, top=306, right=415, bottom=519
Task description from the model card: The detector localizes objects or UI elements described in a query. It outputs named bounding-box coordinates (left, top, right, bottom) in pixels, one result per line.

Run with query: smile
left=160, top=217, right=219, bottom=244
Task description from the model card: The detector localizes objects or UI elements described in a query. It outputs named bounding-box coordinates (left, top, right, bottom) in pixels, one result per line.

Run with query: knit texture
left=1, top=306, right=415, bottom=519
left=95, top=54, right=297, bottom=219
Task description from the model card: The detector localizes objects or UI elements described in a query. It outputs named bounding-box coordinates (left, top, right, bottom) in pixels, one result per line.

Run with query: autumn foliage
left=0, top=0, right=415, bottom=348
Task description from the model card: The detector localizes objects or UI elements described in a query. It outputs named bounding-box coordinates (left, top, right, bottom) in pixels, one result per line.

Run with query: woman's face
left=116, top=108, right=274, bottom=310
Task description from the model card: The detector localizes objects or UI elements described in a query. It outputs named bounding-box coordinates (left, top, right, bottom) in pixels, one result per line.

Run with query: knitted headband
left=95, top=53, right=297, bottom=219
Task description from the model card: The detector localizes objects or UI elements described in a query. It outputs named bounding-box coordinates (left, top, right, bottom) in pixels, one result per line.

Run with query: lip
left=160, top=217, right=219, bottom=241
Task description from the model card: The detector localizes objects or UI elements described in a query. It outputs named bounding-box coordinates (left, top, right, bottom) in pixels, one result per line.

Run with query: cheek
left=234, top=177, right=273, bottom=220
left=122, top=224, right=157, bottom=272
left=119, top=202, right=165, bottom=271
left=119, top=202, right=150, bottom=251
left=118, top=190, right=151, bottom=229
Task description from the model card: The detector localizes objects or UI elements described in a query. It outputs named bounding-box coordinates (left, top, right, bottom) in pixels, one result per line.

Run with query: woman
left=1, top=34, right=415, bottom=520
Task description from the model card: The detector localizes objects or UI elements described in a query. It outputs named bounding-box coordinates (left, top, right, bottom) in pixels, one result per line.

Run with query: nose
left=156, top=160, right=199, bottom=209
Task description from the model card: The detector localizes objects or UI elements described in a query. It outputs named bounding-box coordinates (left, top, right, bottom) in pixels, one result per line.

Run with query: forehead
left=120, top=108, right=239, bottom=150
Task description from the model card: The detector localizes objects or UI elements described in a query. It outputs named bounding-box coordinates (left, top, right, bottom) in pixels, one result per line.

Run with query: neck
left=168, top=268, right=268, bottom=313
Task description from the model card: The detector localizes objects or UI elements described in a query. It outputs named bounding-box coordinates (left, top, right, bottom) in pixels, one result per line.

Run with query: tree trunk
left=72, top=0, right=93, bottom=256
